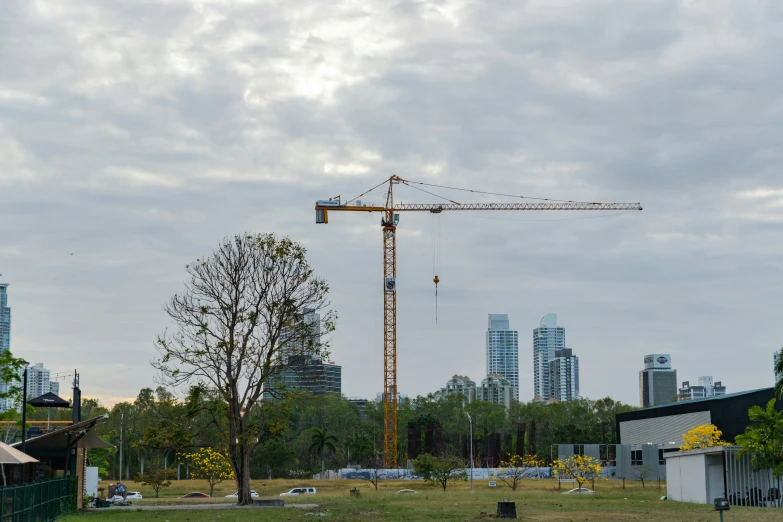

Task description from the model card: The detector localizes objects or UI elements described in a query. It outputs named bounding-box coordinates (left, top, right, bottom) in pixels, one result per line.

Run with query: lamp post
left=119, top=413, right=124, bottom=481
left=20, top=363, right=29, bottom=454
left=465, top=412, right=473, bottom=491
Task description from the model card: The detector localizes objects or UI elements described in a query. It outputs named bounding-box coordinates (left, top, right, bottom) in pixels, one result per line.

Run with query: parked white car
left=564, top=488, right=594, bottom=495
left=125, top=491, right=143, bottom=500
left=280, top=487, right=317, bottom=496
left=225, top=490, right=259, bottom=498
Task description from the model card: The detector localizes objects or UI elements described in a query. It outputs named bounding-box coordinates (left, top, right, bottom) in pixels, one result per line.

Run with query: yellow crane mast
left=315, top=175, right=642, bottom=468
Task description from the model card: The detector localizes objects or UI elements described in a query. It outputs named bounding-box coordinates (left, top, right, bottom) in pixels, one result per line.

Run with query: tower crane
left=315, top=175, right=642, bottom=467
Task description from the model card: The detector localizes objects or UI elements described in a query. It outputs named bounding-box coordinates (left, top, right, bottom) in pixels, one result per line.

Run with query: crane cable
left=431, top=213, right=441, bottom=323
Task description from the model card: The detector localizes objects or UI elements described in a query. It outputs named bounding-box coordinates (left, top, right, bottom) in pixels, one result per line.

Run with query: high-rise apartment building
left=533, top=313, right=565, bottom=401
left=477, top=374, right=516, bottom=409
left=0, top=283, right=10, bottom=353
left=439, top=375, right=477, bottom=404
left=486, top=314, right=519, bottom=400
left=0, top=283, right=11, bottom=413
left=639, top=354, right=677, bottom=408
left=549, top=348, right=580, bottom=401
left=678, top=376, right=727, bottom=401
left=23, top=363, right=53, bottom=400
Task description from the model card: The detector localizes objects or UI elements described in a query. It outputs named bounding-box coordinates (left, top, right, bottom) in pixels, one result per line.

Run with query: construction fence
left=0, top=477, right=77, bottom=522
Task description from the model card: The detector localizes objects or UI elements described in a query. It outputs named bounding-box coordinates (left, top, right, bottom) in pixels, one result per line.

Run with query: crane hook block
left=433, top=275, right=440, bottom=285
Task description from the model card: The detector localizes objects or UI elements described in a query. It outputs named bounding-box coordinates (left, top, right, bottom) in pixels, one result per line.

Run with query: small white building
left=665, top=446, right=782, bottom=508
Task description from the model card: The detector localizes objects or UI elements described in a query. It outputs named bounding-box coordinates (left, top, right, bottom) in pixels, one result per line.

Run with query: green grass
left=65, top=478, right=782, bottom=521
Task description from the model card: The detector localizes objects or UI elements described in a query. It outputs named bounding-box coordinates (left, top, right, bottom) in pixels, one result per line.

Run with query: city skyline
left=2, top=2, right=782, bottom=406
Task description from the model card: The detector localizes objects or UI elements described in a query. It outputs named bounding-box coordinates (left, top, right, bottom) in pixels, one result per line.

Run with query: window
left=658, top=449, right=664, bottom=465
left=631, top=450, right=643, bottom=466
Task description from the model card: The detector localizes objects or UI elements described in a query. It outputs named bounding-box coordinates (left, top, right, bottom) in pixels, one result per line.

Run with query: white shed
left=664, top=447, right=726, bottom=505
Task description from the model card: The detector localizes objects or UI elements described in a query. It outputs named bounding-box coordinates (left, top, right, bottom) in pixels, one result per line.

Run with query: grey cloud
left=1, top=0, right=782, bottom=404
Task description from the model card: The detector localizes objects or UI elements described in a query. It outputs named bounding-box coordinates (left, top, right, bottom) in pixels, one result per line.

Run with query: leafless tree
left=153, top=234, right=335, bottom=505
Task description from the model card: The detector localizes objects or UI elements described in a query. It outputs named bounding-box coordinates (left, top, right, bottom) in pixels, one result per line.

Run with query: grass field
left=64, top=477, right=781, bottom=521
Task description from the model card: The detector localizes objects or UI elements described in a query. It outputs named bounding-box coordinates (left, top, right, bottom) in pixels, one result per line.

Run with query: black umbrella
left=27, top=392, right=71, bottom=431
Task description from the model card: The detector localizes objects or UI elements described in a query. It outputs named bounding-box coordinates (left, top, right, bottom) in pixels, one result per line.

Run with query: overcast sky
left=2, top=0, right=782, bottom=406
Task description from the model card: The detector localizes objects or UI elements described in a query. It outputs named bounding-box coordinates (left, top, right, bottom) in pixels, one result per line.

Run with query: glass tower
left=486, top=314, right=519, bottom=401
left=533, top=313, right=565, bottom=401
left=0, top=283, right=10, bottom=412
left=0, top=283, right=9, bottom=353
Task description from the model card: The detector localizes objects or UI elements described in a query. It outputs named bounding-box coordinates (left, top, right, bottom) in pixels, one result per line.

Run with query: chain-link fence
left=0, top=477, right=77, bottom=522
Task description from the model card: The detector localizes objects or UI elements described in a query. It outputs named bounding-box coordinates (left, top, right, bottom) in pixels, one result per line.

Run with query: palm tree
left=309, top=428, right=338, bottom=477
left=775, top=349, right=783, bottom=399
left=346, top=432, right=373, bottom=467
left=735, top=398, right=783, bottom=506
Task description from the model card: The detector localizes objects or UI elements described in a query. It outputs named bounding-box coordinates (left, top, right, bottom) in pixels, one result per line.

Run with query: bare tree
left=631, top=465, right=654, bottom=488
left=153, top=234, right=335, bottom=505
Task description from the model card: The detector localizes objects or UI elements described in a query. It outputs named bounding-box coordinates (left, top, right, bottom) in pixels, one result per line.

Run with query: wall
left=666, top=453, right=707, bottom=504
left=620, top=411, right=711, bottom=448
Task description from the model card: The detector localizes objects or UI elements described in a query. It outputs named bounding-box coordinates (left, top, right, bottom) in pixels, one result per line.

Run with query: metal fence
left=724, top=447, right=782, bottom=508
left=0, top=478, right=77, bottom=522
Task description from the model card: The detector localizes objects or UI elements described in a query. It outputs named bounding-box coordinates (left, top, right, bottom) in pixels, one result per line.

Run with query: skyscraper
left=0, top=283, right=11, bottom=413
left=549, top=348, right=580, bottom=401
left=533, top=313, right=565, bottom=401
left=0, top=283, right=10, bottom=353
left=486, top=314, right=519, bottom=401
left=639, top=354, right=677, bottom=408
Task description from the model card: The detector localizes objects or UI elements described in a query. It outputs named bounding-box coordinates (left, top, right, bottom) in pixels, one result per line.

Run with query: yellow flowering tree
left=679, top=424, right=731, bottom=451
left=497, top=454, right=542, bottom=491
left=179, top=448, right=235, bottom=496
left=552, top=455, right=603, bottom=492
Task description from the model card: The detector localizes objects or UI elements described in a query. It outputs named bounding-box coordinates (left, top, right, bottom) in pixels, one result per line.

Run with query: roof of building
left=11, top=414, right=112, bottom=451
left=641, top=388, right=770, bottom=412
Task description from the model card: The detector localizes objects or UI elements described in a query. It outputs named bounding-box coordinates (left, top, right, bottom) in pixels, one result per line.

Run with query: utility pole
left=466, top=412, right=473, bottom=491
left=119, top=413, right=123, bottom=481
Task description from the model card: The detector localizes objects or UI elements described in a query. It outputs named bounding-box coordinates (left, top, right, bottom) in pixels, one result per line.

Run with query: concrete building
left=639, top=354, right=677, bottom=408
left=678, top=376, right=726, bottom=402
left=533, top=313, right=565, bottom=401
left=477, top=374, right=516, bottom=409
left=549, top=348, right=579, bottom=401
left=486, top=314, right=519, bottom=400
left=439, top=374, right=477, bottom=403
left=263, top=355, right=341, bottom=398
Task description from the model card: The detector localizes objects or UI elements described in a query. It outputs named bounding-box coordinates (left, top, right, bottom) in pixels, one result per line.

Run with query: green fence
left=0, top=478, right=76, bottom=522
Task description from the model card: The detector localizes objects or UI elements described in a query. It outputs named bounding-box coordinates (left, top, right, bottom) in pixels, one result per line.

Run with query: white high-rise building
left=23, top=363, right=53, bottom=400
left=486, top=314, right=519, bottom=401
left=549, top=348, right=580, bottom=401
left=533, top=313, right=565, bottom=401
left=0, top=283, right=11, bottom=413
left=0, top=283, right=9, bottom=353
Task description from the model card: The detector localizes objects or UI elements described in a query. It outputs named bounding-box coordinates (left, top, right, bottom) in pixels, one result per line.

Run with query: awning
left=26, top=392, right=71, bottom=408
left=0, top=442, right=38, bottom=464
left=11, top=415, right=112, bottom=451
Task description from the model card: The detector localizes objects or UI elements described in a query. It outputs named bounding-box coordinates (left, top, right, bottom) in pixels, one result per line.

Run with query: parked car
left=180, top=492, right=210, bottom=498
left=280, top=487, right=317, bottom=496
left=563, top=488, right=594, bottom=495
left=225, top=491, right=259, bottom=498
left=125, top=492, right=143, bottom=500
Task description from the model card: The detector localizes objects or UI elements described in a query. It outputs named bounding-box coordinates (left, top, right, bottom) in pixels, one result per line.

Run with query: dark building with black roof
left=617, top=387, right=781, bottom=451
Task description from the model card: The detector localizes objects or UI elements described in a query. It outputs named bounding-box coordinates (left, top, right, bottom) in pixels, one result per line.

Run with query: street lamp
left=20, top=362, right=29, bottom=454
left=465, top=411, right=473, bottom=491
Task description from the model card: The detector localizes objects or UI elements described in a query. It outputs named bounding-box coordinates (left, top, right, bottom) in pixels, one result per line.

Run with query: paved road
left=96, top=503, right=319, bottom=511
